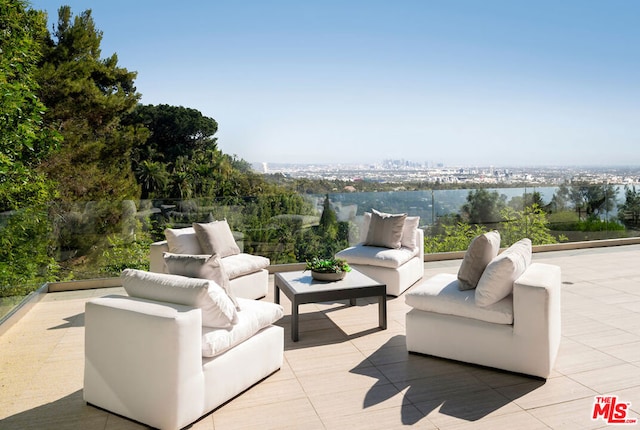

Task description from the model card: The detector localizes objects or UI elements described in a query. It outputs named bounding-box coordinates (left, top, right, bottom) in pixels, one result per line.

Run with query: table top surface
left=275, top=269, right=384, bottom=295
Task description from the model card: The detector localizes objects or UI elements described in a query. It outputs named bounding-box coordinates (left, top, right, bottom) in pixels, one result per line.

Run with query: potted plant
left=305, top=257, right=352, bottom=281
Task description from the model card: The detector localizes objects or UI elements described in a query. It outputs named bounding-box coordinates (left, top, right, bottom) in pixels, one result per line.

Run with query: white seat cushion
left=201, top=298, right=283, bottom=357
left=221, top=253, right=270, bottom=279
left=405, top=273, right=514, bottom=325
left=336, top=244, right=418, bottom=269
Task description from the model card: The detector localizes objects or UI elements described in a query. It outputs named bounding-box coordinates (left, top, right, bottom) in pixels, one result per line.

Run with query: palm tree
left=170, top=156, right=194, bottom=199
left=135, top=160, right=168, bottom=199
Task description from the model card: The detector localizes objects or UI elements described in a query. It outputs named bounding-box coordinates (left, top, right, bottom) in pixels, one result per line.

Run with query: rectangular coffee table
left=274, top=269, right=386, bottom=341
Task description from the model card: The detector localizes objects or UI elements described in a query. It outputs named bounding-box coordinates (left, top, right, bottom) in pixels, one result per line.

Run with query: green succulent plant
left=305, top=257, right=351, bottom=274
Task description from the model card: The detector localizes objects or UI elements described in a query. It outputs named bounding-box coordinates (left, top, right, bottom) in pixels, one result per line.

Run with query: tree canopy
left=125, top=104, right=218, bottom=164
left=551, top=181, right=618, bottom=218
left=36, top=6, right=144, bottom=201
left=1, top=0, right=60, bottom=294
left=460, top=189, right=507, bottom=226
left=0, top=0, right=58, bottom=211
left=618, top=185, right=640, bottom=227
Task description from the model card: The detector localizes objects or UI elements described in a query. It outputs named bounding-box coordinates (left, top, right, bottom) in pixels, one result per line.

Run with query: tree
left=33, top=6, right=149, bottom=277
left=0, top=0, right=60, bottom=295
left=424, top=222, right=487, bottom=253
left=0, top=0, right=58, bottom=210
left=125, top=104, right=218, bottom=165
left=36, top=6, right=144, bottom=202
left=318, top=194, right=338, bottom=240
left=499, top=205, right=560, bottom=246
left=460, top=189, right=506, bottom=226
left=528, top=191, right=546, bottom=210
left=127, top=104, right=284, bottom=200
left=508, top=191, right=546, bottom=212
left=125, top=104, right=229, bottom=198
left=549, top=182, right=572, bottom=212
left=618, top=185, right=640, bottom=227
left=136, top=160, right=169, bottom=199
left=567, top=182, right=618, bottom=219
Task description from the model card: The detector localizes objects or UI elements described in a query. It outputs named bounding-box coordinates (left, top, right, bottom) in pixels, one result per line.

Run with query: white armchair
left=336, top=210, right=424, bottom=296
left=150, top=221, right=270, bottom=300
left=404, top=235, right=561, bottom=379
left=84, top=269, right=284, bottom=430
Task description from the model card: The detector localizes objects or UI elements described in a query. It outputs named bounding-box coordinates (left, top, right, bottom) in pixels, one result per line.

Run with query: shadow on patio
left=351, top=335, right=545, bottom=426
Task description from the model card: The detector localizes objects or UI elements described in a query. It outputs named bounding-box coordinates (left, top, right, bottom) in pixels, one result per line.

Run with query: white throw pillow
left=164, top=227, right=203, bottom=254
left=457, top=230, right=501, bottom=291
left=163, top=253, right=240, bottom=310
left=163, top=252, right=209, bottom=278
left=364, top=209, right=407, bottom=249
left=361, top=211, right=420, bottom=250
left=360, top=212, right=372, bottom=243
left=475, top=238, right=532, bottom=307
left=193, top=220, right=241, bottom=258
left=401, top=216, right=420, bottom=250
left=121, top=268, right=238, bottom=327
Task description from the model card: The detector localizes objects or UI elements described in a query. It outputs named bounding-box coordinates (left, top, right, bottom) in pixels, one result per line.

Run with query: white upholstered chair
left=336, top=210, right=424, bottom=296
left=405, top=234, right=561, bottom=378
left=149, top=221, right=270, bottom=300
left=84, top=269, right=284, bottom=430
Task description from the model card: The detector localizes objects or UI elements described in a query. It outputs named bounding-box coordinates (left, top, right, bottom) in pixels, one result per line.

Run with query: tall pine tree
left=37, top=6, right=144, bottom=201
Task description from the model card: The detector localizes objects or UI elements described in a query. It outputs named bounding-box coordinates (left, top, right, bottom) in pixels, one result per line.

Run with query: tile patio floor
left=1, top=245, right=640, bottom=429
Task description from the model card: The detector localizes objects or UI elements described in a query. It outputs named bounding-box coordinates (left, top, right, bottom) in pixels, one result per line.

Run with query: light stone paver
left=1, top=245, right=640, bottom=429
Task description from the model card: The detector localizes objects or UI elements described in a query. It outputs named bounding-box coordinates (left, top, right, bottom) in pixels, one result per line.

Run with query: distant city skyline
left=31, top=1, right=640, bottom=167
left=258, top=160, right=640, bottom=185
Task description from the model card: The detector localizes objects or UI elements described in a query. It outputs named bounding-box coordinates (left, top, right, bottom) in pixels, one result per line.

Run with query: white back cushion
left=164, top=227, right=203, bottom=254
left=401, top=216, right=420, bottom=250
left=163, top=253, right=240, bottom=310
left=121, top=269, right=238, bottom=327
left=360, top=211, right=420, bottom=250
left=193, top=220, right=241, bottom=258
left=365, top=209, right=407, bottom=249
left=457, top=230, right=501, bottom=291
left=475, top=238, right=532, bottom=307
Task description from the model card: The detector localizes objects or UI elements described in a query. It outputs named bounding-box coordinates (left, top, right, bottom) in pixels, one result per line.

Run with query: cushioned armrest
left=84, top=295, right=205, bottom=430
left=416, top=228, right=424, bottom=260
left=149, top=240, right=169, bottom=273
left=513, top=263, right=561, bottom=340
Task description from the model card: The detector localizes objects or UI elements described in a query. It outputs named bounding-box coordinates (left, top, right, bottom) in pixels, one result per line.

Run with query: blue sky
left=30, top=1, right=640, bottom=167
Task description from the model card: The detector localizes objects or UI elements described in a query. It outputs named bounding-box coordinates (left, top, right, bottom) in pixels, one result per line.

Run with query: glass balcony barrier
left=2, top=184, right=639, bottom=320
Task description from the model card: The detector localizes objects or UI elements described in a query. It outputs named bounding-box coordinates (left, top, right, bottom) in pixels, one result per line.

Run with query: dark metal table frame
left=274, top=269, right=387, bottom=341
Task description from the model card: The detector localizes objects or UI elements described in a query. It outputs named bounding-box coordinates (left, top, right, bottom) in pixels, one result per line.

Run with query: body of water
left=316, top=185, right=628, bottom=226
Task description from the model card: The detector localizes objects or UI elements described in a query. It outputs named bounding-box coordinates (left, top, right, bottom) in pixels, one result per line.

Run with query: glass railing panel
left=1, top=183, right=640, bottom=311
left=423, top=184, right=638, bottom=251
